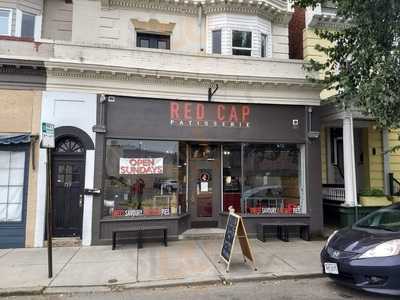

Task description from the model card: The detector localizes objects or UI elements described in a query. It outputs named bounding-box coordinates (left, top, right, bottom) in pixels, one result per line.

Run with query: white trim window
left=0, top=8, right=12, bottom=36
left=21, top=12, right=35, bottom=38
left=0, top=151, right=25, bottom=222
left=261, top=33, right=268, bottom=58
left=232, top=30, right=252, bottom=56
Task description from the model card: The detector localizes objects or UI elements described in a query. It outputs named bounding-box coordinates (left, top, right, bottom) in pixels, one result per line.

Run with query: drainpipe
left=382, top=129, right=390, bottom=195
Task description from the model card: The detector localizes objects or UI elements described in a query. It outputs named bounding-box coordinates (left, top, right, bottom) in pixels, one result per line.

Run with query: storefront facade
left=92, top=96, right=322, bottom=243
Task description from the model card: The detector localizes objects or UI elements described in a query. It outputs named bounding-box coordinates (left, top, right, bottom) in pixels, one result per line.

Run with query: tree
left=294, top=0, right=400, bottom=128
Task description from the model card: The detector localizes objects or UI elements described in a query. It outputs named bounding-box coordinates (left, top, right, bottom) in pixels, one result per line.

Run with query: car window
left=355, top=206, right=400, bottom=232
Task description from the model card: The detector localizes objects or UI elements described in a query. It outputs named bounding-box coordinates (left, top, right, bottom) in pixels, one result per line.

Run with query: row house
left=304, top=3, right=400, bottom=228
left=0, top=0, right=322, bottom=248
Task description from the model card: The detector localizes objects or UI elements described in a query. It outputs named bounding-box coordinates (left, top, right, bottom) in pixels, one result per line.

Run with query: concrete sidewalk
left=0, top=239, right=325, bottom=296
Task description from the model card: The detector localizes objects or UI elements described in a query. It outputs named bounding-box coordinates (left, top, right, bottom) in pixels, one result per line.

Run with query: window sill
left=219, top=212, right=310, bottom=218
left=0, top=35, right=34, bottom=42
left=100, top=213, right=190, bottom=222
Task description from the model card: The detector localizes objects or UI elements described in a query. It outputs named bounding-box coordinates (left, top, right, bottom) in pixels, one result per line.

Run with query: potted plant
left=359, top=189, right=392, bottom=207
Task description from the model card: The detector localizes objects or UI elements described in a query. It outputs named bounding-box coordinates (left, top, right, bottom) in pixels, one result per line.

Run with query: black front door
left=52, top=157, right=85, bottom=237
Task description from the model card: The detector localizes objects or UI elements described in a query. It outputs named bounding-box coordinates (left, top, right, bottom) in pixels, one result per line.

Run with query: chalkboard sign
left=219, top=212, right=257, bottom=272
left=220, top=213, right=239, bottom=263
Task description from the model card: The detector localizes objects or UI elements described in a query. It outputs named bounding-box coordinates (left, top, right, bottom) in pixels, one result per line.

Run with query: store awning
left=0, top=134, right=31, bottom=145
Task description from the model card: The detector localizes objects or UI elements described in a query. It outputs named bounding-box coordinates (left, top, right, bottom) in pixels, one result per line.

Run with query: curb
left=0, top=287, right=44, bottom=297
left=0, top=273, right=326, bottom=297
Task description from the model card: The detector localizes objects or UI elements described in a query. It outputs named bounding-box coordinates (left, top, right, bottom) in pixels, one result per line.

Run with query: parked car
left=321, top=203, right=400, bottom=296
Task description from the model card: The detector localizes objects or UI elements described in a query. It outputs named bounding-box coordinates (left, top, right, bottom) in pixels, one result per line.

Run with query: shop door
left=52, top=137, right=85, bottom=237
left=189, top=144, right=221, bottom=227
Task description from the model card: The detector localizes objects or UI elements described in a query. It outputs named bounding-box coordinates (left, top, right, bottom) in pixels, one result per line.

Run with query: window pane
left=0, top=204, right=6, bottom=222
left=21, top=13, right=35, bottom=38
left=139, top=39, right=150, bottom=48
left=7, top=204, right=22, bottom=221
left=232, top=49, right=251, bottom=56
left=9, top=169, right=24, bottom=185
left=212, top=30, right=221, bottom=54
left=261, top=34, right=267, bottom=57
left=223, top=144, right=241, bottom=213
left=10, top=152, right=25, bottom=168
left=157, top=40, right=167, bottom=49
left=232, top=31, right=252, bottom=48
left=243, top=144, right=303, bottom=215
left=0, top=187, right=8, bottom=204
left=104, top=139, right=180, bottom=218
left=0, top=169, right=9, bottom=185
left=0, top=151, right=10, bottom=168
left=178, top=143, right=187, bottom=214
left=8, top=187, right=23, bottom=204
left=0, top=10, right=10, bottom=35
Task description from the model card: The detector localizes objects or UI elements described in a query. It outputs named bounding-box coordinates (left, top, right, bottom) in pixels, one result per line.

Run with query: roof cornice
left=102, top=0, right=291, bottom=24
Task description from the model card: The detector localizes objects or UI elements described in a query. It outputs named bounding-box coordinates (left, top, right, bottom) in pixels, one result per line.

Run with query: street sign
left=41, top=122, right=55, bottom=148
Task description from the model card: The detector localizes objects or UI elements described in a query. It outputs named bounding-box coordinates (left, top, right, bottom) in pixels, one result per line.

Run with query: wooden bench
left=112, top=226, right=168, bottom=250
left=257, top=222, right=310, bottom=242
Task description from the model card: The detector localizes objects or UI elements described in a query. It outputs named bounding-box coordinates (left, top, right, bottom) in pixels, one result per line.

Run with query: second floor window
left=137, top=33, right=170, bottom=50
left=212, top=30, right=221, bottom=54
left=232, top=30, right=252, bottom=56
left=0, top=9, right=11, bottom=36
left=21, top=13, right=35, bottom=38
left=261, top=33, right=267, bottom=58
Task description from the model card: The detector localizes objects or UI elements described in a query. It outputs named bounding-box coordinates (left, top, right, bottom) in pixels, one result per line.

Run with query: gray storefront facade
left=91, top=95, right=322, bottom=244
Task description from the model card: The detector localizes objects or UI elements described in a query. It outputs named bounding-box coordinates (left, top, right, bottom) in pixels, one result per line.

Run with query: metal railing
left=322, top=184, right=345, bottom=202
left=389, top=173, right=400, bottom=196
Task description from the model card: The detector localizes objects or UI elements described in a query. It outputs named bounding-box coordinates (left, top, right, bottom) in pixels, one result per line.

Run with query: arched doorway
left=52, top=136, right=86, bottom=237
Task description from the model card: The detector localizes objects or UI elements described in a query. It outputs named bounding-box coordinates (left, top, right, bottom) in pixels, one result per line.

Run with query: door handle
left=79, top=194, right=83, bottom=208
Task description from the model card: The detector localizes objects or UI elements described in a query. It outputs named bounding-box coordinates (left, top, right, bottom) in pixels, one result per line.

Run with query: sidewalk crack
left=0, top=248, right=14, bottom=259
left=47, top=247, right=82, bottom=287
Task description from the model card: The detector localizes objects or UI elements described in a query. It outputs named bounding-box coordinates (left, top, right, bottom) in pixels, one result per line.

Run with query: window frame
left=231, top=30, right=252, bottom=56
left=212, top=29, right=222, bottom=54
left=20, top=12, right=35, bottom=39
left=261, top=33, right=268, bottom=58
left=136, top=32, right=171, bottom=50
left=0, top=8, right=12, bottom=36
left=0, top=144, right=29, bottom=225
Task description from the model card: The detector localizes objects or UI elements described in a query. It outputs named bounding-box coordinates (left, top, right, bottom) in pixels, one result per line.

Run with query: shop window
left=232, top=30, right=252, bottom=56
left=0, top=151, right=25, bottom=222
left=21, top=13, right=35, bottom=38
left=136, top=32, right=170, bottom=50
left=103, top=139, right=186, bottom=218
left=261, top=33, right=267, bottom=58
left=212, top=30, right=221, bottom=54
left=242, top=143, right=305, bottom=215
left=0, top=9, right=11, bottom=36
left=222, top=144, right=242, bottom=213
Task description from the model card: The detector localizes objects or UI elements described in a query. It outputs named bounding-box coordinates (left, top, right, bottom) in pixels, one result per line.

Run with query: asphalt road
left=4, top=277, right=398, bottom=300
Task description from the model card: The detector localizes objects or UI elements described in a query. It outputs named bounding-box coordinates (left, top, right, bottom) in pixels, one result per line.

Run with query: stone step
left=45, top=237, right=82, bottom=247
left=179, top=228, right=225, bottom=240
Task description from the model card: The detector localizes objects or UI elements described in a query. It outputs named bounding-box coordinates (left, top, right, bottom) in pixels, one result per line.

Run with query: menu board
left=220, top=212, right=257, bottom=272
left=220, top=213, right=239, bottom=263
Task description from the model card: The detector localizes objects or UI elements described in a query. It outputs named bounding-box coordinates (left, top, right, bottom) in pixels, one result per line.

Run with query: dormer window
left=137, top=33, right=170, bottom=50
left=0, top=9, right=11, bottom=36
left=232, top=31, right=252, bottom=56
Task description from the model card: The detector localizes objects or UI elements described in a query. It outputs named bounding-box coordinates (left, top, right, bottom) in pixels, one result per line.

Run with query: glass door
left=189, top=144, right=221, bottom=227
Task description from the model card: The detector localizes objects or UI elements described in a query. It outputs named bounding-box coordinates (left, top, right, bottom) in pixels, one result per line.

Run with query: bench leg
left=137, top=231, right=143, bottom=249
left=163, top=229, right=168, bottom=247
left=112, top=232, right=116, bottom=250
left=283, top=226, right=289, bottom=242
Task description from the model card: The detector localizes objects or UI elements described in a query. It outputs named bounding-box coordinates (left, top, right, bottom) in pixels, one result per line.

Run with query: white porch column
left=343, top=114, right=358, bottom=206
